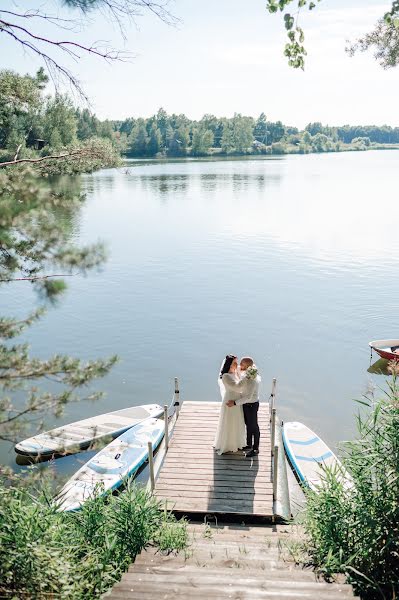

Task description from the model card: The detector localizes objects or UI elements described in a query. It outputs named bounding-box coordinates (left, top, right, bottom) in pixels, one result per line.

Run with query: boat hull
left=15, top=404, right=163, bottom=458
left=369, top=339, right=399, bottom=362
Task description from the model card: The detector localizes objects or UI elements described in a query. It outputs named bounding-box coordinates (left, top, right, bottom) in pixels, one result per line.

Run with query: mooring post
left=271, top=408, right=276, bottom=456
left=164, top=404, right=169, bottom=451
left=148, top=441, right=155, bottom=492
left=174, top=377, right=180, bottom=418
left=270, top=377, right=276, bottom=420
left=273, top=444, right=279, bottom=500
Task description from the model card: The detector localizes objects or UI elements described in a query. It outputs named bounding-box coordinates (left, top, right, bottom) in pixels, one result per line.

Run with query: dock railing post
left=273, top=444, right=279, bottom=500
left=164, top=404, right=169, bottom=451
left=148, top=441, right=155, bottom=492
left=174, top=377, right=180, bottom=418
left=271, top=408, right=276, bottom=456
left=270, top=378, right=276, bottom=420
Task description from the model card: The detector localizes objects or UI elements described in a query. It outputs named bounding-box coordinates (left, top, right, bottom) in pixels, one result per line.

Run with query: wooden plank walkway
left=105, top=522, right=356, bottom=599
left=155, top=401, right=274, bottom=518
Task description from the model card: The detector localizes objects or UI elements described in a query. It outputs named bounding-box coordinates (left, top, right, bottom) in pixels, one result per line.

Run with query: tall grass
left=304, top=376, right=399, bottom=599
left=0, top=478, right=188, bottom=599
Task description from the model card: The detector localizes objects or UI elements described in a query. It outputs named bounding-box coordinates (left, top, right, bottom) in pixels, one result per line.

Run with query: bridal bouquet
left=246, top=365, right=258, bottom=380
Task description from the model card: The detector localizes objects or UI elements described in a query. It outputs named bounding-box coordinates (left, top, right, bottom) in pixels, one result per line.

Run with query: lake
left=3, top=150, right=399, bottom=475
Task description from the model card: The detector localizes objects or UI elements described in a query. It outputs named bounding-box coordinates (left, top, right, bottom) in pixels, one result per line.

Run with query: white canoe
left=55, top=416, right=164, bottom=512
left=15, top=404, right=163, bottom=457
left=283, top=421, right=342, bottom=491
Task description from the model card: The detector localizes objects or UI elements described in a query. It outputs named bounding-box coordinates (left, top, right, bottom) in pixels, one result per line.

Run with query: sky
left=1, top=0, right=398, bottom=127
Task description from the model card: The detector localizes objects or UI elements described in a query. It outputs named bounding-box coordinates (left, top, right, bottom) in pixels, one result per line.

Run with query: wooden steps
left=104, top=523, right=356, bottom=599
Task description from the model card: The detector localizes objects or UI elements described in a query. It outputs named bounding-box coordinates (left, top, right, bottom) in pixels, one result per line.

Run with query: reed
left=304, top=376, right=399, bottom=599
left=0, top=477, right=188, bottom=599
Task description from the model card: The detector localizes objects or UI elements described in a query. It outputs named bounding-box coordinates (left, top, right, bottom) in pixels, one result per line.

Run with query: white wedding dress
left=214, top=373, right=246, bottom=455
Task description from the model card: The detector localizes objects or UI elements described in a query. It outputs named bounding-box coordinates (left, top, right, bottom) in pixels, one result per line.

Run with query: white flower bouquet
left=246, top=365, right=258, bottom=380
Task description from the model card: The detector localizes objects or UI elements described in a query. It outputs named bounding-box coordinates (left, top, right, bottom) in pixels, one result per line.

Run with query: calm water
left=3, top=150, right=399, bottom=475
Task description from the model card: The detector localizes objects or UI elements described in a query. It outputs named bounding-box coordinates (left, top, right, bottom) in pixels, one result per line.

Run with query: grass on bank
left=303, top=376, right=399, bottom=599
left=0, top=478, right=188, bottom=599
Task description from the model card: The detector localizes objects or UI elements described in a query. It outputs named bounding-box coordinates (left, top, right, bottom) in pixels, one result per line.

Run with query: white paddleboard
left=55, top=416, right=164, bottom=512
left=283, top=421, right=342, bottom=491
left=15, top=404, right=163, bottom=457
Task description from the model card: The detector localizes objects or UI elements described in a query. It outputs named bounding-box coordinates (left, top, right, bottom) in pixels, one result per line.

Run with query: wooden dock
left=104, top=400, right=356, bottom=599
left=155, top=401, right=274, bottom=518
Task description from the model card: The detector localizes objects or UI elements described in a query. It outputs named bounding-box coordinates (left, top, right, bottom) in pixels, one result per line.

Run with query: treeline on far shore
left=90, top=109, right=399, bottom=158
left=2, top=68, right=399, bottom=170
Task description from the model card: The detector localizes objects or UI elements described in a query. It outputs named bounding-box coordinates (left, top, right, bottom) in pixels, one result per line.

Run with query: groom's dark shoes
left=246, top=448, right=259, bottom=458
left=242, top=445, right=252, bottom=452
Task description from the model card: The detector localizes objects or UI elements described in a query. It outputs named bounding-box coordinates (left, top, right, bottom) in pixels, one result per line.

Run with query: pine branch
left=2, top=273, right=77, bottom=282
left=0, top=147, right=108, bottom=168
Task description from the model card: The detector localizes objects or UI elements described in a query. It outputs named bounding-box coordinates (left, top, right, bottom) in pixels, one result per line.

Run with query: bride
left=214, top=354, right=246, bottom=455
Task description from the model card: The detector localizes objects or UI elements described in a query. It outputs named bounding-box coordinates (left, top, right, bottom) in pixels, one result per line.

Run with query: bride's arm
left=222, top=373, right=246, bottom=391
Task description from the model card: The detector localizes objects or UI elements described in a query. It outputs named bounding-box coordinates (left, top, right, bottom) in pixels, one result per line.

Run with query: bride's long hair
left=219, top=354, right=237, bottom=378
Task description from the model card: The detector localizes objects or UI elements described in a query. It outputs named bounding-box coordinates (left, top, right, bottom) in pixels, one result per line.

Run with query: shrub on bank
left=0, top=478, right=188, bottom=599
left=304, top=377, right=399, bottom=599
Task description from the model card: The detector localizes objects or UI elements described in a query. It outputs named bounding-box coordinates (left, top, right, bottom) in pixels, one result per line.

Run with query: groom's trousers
left=243, top=402, right=260, bottom=451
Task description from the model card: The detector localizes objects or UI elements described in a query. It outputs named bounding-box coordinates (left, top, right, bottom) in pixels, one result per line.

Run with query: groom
left=226, top=357, right=261, bottom=458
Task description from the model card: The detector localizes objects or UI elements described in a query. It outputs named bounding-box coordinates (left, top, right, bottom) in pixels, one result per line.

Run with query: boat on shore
left=369, top=339, right=399, bottom=361
left=15, top=404, right=163, bottom=458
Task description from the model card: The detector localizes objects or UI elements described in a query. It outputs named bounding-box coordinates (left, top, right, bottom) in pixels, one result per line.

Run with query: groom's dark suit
left=236, top=374, right=260, bottom=451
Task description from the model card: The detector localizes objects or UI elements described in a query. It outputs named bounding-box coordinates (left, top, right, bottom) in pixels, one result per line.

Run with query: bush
left=304, top=377, right=399, bottom=599
left=0, top=478, right=188, bottom=599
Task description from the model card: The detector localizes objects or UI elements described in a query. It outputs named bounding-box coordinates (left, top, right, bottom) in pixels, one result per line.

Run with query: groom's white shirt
left=235, top=370, right=261, bottom=406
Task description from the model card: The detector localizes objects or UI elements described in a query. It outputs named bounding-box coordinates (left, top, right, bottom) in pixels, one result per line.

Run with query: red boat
left=369, top=339, right=399, bottom=361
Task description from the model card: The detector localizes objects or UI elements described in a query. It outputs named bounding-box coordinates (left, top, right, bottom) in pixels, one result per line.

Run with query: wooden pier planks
left=155, top=401, right=274, bottom=518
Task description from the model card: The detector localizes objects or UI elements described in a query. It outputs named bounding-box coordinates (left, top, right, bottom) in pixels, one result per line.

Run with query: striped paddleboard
left=55, top=416, right=164, bottom=512
left=15, top=404, right=163, bottom=458
left=283, top=421, right=342, bottom=491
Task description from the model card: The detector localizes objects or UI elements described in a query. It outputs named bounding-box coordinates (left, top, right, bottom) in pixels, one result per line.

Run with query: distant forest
left=85, top=109, right=399, bottom=157
left=2, top=68, right=399, bottom=164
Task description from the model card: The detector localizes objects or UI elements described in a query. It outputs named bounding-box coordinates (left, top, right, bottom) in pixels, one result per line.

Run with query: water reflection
left=368, top=358, right=391, bottom=376
left=3, top=152, right=399, bottom=476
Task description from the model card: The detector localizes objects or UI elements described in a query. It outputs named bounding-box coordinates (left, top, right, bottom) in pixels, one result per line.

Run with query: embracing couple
left=214, top=355, right=261, bottom=458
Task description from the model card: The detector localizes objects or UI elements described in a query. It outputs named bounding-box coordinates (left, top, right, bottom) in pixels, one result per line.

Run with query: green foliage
left=304, top=380, right=399, bottom=598
left=348, top=18, right=399, bottom=69
left=266, top=0, right=399, bottom=70
left=0, top=68, right=48, bottom=152
left=191, top=126, right=214, bottom=156
left=0, top=478, right=188, bottom=599
left=221, top=113, right=254, bottom=154
left=0, top=69, right=122, bottom=168
left=0, top=167, right=118, bottom=442
left=43, top=95, right=78, bottom=149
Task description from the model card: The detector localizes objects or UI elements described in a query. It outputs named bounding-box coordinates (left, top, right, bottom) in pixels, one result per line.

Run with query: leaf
left=309, top=2, right=316, bottom=9
left=284, top=13, right=295, bottom=30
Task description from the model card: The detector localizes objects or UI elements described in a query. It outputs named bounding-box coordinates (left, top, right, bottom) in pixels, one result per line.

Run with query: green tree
left=0, top=69, right=48, bottom=155
left=221, top=114, right=254, bottom=154
left=43, top=95, right=77, bottom=149
left=76, top=108, right=100, bottom=140
left=191, top=127, right=214, bottom=156
left=267, top=120, right=286, bottom=143
left=156, top=108, right=170, bottom=146
left=129, top=120, right=148, bottom=156
left=254, top=112, right=268, bottom=143
left=147, top=123, right=162, bottom=156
